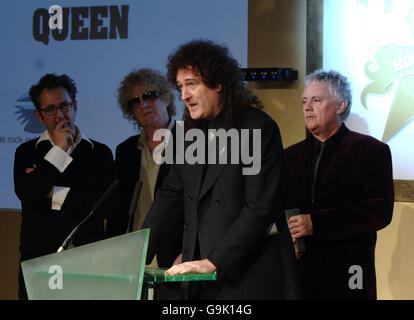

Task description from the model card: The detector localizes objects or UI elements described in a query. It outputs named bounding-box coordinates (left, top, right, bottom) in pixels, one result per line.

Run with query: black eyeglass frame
left=127, top=91, right=160, bottom=109
left=38, top=101, right=74, bottom=116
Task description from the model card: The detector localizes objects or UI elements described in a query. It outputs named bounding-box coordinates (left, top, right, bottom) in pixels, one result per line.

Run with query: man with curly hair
left=107, top=68, right=183, bottom=270
left=143, top=40, right=300, bottom=299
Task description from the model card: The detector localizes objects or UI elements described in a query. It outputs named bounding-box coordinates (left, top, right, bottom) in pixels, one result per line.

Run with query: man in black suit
left=14, top=74, right=116, bottom=300
left=283, top=70, right=394, bottom=299
left=107, top=68, right=183, bottom=269
left=143, top=40, right=300, bottom=299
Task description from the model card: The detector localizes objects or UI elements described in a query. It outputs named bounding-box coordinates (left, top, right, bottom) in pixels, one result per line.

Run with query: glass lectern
left=21, top=229, right=149, bottom=300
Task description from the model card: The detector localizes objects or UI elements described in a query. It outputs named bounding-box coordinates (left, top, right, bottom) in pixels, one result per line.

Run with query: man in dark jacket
left=107, top=68, right=183, bottom=269
left=143, top=40, right=300, bottom=300
left=283, top=69, right=394, bottom=299
left=14, top=74, right=116, bottom=300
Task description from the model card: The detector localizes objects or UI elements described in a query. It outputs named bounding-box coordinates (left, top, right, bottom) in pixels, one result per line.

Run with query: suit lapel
left=303, top=140, right=314, bottom=192
left=199, top=163, right=226, bottom=201
left=132, top=137, right=142, bottom=181
left=181, top=127, right=206, bottom=201
left=191, top=163, right=207, bottom=201
left=198, top=113, right=228, bottom=201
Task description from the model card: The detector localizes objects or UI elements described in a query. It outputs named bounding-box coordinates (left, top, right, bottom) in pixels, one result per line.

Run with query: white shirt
left=36, top=127, right=93, bottom=211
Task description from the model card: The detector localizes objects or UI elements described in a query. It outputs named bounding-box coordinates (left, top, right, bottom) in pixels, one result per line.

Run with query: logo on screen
left=33, top=5, right=129, bottom=45
left=14, top=93, right=45, bottom=134
left=362, top=45, right=414, bottom=142
left=358, top=0, right=414, bottom=142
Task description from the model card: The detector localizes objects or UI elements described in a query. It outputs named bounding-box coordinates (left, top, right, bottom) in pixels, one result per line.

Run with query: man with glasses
left=14, top=73, right=117, bottom=299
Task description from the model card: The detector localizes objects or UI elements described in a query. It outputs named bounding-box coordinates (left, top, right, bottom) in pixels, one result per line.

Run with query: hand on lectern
left=164, top=259, right=216, bottom=275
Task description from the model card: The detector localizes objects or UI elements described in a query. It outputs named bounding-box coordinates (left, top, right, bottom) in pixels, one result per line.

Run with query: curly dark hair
left=29, top=73, right=77, bottom=110
left=118, top=68, right=176, bottom=129
left=167, top=39, right=263, bottom=129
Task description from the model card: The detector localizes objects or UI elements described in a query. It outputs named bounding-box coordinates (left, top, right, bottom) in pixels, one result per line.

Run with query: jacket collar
left=306, top=123, right=349, bottom=146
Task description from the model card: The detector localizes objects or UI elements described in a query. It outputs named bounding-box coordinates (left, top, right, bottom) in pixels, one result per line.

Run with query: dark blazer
left=282, top=124, right=394, bottom=299
left=144, top=107, right=300, bottom=300
left=107, top=123, right=183, bottom=268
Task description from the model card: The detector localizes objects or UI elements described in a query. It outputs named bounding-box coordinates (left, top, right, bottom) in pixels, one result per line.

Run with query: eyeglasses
left=127, top=91, right=160, bottom=108
left=39, top=101, right=74, bottom=116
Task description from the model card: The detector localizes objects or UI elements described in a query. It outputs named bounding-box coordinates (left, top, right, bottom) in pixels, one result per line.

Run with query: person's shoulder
left=245, top=106, right=273, bottom=121
left=88, top=139, right=113, bottom=156
left=345, top=128, right=389, bottom=150
left=115, top=134, right=139, bottom=152
left=284, top=138, right=308, bottom=155
left=239, top=106, right=278, bottom=128
left=15, top=137, right=39, bottom=153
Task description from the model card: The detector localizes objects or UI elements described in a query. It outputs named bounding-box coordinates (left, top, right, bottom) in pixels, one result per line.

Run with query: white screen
left=0, top=0, right=248, bottom=209
left=324, top=0, right=414, bottom=179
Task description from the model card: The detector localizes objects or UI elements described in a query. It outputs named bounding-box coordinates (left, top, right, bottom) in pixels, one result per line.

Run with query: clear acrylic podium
left=143, top=268, right=217, bottom=300
left=21, top=229, right=149, bottom=300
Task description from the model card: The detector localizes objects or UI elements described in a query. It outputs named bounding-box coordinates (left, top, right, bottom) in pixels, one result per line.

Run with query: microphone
left=126, top=181, right=143, bottom=234
left=57, top=179, right=120, bottom=252
left=285, top=208, right=306, bottom=253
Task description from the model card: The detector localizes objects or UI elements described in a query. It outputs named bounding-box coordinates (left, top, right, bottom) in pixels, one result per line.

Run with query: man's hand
left=288, top=214, right=313, bottom=241
left=164, top=259, right=216, bottom=276
left=25, top=164, right=37, bottom=174
left=52, top=120, right=75, bottom=152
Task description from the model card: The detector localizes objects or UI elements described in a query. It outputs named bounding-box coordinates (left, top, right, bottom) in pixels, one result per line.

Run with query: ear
left=216, top=84, right=222, bottom=93
left=73, top=100, right=78, bottom=112
left=34, top=108, right=44, bottom=123
left=336, top=101, right=347, bottom=115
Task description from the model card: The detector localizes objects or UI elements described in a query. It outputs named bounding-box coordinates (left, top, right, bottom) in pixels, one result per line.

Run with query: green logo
left=359, top=0, right=414, bottom=143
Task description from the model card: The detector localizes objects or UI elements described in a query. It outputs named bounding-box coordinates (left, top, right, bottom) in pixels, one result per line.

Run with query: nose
left=181, top=86, right=191, bottom=101
left=140, top=99, right=151, bottom=109
left=56, top=108, right=65, bottom=119
left=303, top=100, right=312, bottom=112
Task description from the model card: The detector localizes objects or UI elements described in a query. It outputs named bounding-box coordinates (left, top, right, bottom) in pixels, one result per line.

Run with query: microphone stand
left=57, top=179, right=119, bottom=252
left=126, top=181, right=142, bottom=234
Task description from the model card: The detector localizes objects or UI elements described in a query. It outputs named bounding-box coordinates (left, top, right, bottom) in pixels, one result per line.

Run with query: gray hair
left=305, top=69, right=352, bottom=121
